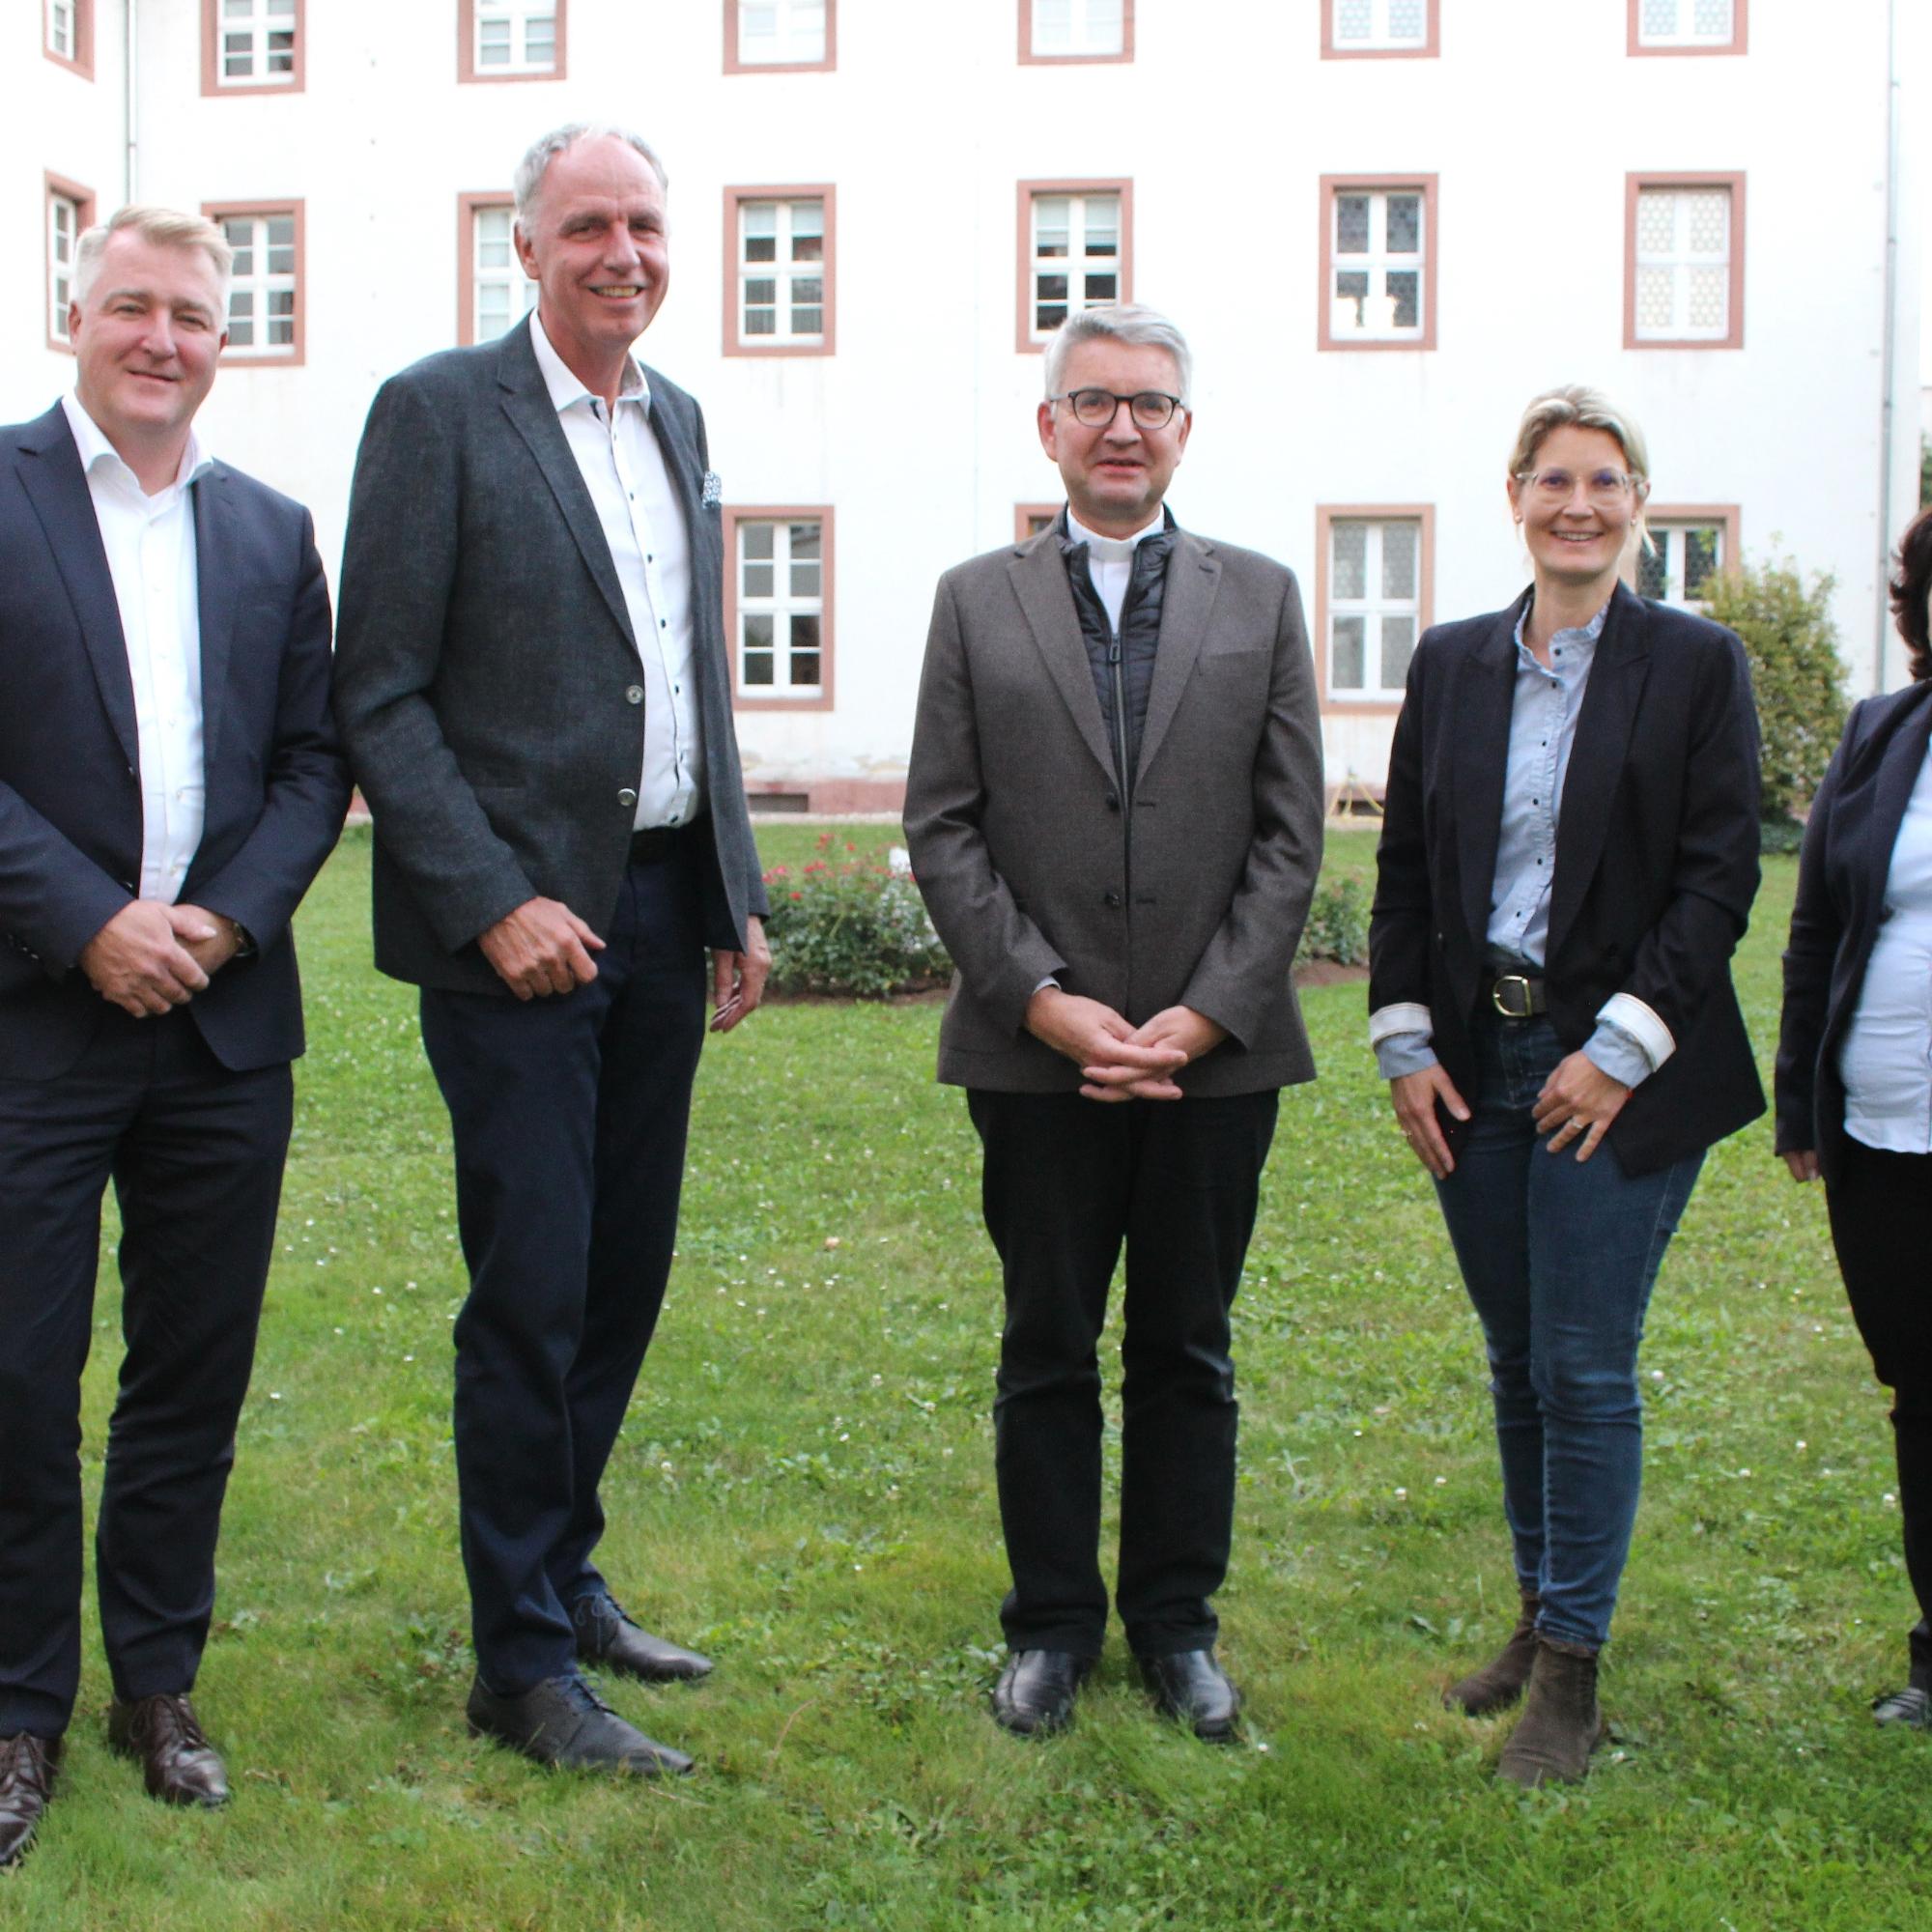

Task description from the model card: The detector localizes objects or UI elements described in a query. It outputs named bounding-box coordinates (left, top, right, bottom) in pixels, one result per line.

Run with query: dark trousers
left=966, top=1087, right=1278, bottom=1659
left=0, top=1008, right=292, bottom=1738
left=419, top=843, right=706, bottom=1695
left=1826, top=1139, right=1932, bottom=1683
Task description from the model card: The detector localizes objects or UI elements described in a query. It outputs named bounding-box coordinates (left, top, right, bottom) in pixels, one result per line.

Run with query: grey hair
left=1042, top=303, right=1194, bottom=406
left=513, top=124, right=668, bottom=226
left=1508, top=383, right=1655, bottom=551
left=72, top=205, right=234, bottom=308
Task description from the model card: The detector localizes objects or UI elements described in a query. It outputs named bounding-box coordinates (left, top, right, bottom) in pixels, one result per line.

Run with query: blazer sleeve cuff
left=1595, top=992, right=1675, bottom=1073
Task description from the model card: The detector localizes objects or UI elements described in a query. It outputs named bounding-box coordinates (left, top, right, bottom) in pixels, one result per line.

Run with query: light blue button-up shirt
left=1372, top=597, right=1653, bottom=1088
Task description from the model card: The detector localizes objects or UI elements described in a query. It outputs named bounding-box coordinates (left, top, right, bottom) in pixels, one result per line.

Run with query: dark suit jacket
left=1775, top=679, right=1932, bottom=1183
left=903, top=524, right=1326, bottom=1096
left=0, top=405, right=349, bottom=1081
left=1369, top=582, right=1765, bottom=1175
left=331, top=321, right=767, bottom=993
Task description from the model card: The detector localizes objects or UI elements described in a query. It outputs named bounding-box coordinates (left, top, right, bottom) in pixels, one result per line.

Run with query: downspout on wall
left=124, top=0, right=139, bottom=204
left=1876, top=0, right=1901, bottom=691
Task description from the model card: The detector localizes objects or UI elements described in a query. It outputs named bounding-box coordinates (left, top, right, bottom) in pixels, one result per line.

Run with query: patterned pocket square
left=701, top=470, right=724, bottom=508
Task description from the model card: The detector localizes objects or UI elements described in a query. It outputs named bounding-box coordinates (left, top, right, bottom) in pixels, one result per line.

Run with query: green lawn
left=8, top=828, right=1925, bottom=1930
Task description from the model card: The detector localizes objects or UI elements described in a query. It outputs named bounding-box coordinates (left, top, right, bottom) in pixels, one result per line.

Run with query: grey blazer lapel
left=1135, top=532, right=1219, bottom=788
left=495, top=328, right=637, bottom=650
left=14, top=411, right=141, bottom=773
left=192, top=467, right=235, bottom=778
left=1009, top=534, right=1116, bottom=782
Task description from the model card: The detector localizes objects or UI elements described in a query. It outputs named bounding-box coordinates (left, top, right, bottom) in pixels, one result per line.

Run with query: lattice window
left=1030, top=192, right=1121, bottom=339
left=219, top=212, right=298, bottom=354
left=1634, top=186, right=1730, bottom=340
left=1033, top=0, right=1123, bottom=56
left=1332, top=0, right=1428, bottom=48
left=739, top=199, right=825, bottom=345
left=737, top=520, right=824, bottom=696
left=739, top=0, right=825, bottom=64
left=1329, top=519, right=1420, bottom=696
left=49, top=191, right=83, bottom=343
left=48, top=0, right=77, bottom=59
left=473, top=205, right=537, bottom=341
left=1638, top=0, right=1733, bottom=44
left=1638, top=523, right=1725, bottom=606
left=475, top=2, right=556, bottom=71
left=217, top=0, right=297, bottom=84
left=1330, top=188, right=1425, bottom=340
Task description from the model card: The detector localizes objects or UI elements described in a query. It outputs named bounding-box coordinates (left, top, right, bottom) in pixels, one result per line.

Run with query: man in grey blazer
left=333, top=125, right=769, bottom=1778
left=905, top=304, right=1323, bottom=1741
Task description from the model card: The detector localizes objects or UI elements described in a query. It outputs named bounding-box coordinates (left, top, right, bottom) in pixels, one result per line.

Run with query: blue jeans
left=1434, top=1013, right=1702, bottom=1651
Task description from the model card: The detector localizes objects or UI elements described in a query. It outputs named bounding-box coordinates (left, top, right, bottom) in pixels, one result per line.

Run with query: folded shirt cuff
left=1369, top=1000, right=1434, bottom=1047
left=1594, top=992, right=1675, bottom=1075
left=1582, top=1019, right=1657, bottom=1090
left=1376, top=1033, right=1440, bottom=1081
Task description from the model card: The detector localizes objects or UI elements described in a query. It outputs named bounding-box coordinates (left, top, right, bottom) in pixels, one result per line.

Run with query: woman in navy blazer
left=1776, top=506, right=1932, bottom=1729
left=1371, top=386, right=1765, bottom=1786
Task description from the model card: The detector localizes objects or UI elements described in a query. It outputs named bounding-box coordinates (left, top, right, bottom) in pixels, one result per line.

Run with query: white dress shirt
left=1841, top=741, right=1932, bottom=1151
left=528, top=313, right=702, bottom=832
left=1065, top=506, right=1166, bottom=634
left=61, top=391, right=213, bottom=904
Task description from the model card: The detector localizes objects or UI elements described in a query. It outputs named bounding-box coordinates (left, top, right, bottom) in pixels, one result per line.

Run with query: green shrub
left=1699, top=552, right=1848, bottom=825
left=1295, top=873, right=1371, bottom=968
left=762, top=837, right=951, bottom=998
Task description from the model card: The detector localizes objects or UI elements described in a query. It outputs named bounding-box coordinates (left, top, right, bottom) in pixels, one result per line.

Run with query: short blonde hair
left=71, top=206, right=234, bottom=310
left=1508, top=383, right=1653, bottom=552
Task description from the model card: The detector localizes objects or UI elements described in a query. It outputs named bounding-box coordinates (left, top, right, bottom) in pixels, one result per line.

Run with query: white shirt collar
left=62, top=391, right=213, bottom=496
left=528, top=310, right=650, bottom=415
left=1065, top=506, right=1166, bottom=564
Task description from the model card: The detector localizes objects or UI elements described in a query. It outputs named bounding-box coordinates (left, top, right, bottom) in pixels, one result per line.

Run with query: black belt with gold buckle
left=1490, top=973, right=1548, bottom=1019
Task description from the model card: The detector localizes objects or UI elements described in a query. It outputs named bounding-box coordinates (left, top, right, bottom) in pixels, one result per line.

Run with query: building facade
left=10, top=0, right=1921, bottom=811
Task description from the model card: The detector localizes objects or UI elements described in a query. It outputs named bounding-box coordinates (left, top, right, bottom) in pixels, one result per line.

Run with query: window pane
left=1381, top=521, right=1418, bottom=598
left=1692, top=0, right=1731, bottom=33
left=1642, top=0, right=1677, bottom=31
left=1686, top=190, right=1728, bottom=256
left=1684, top=528, right=1719, bottom=598
left=1687, top=266, right=1726, bottom=331
left=1332, top=522, right=1367, bottom=599
left=790, top=305, right=822, bottom=335
left=743, top=523, right=774, bottom=561
left=1386, top=270, right=1420, bottom=328
left=1336, top=0, right=1372, bottom=39
left=744, top=561, right=775, bottom=593
left=743, top=654, right=775, bottom=686
left=789, top=523, right=820, bottom=561
left=1083, top=201, right=1120, bottom=254
left=1336, top=195, right=1370, bottom=253
left=1380, top=615, right=1415, bottom=689
left=1638, top=539, right=1669, bottom=600
left=1388, top=0, right=1425, bottom=38
left=1083, top=272, right=1118, bottom=302
left=1635, top=189, right=1673, bottom=254
left=1034, top=199, right=1069, bottom=256
left=1332, top=616, right=1366, bottom=688
left=1634, top=265, right=1673, bottom=332
left=1385, top=195, right=1421, bottom=255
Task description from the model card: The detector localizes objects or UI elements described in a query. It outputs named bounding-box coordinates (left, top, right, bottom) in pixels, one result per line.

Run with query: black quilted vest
left=1058, top=511, right=1179, bottom=799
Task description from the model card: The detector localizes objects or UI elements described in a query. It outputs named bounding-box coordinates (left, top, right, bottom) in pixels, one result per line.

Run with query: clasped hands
left=1388, top=1049, right=1630, bottom=1179
left=479, top=895, right=770, bottom=1033
left=78, top=900, right=242, bottom=1018
left=1026, top=987, right=1226, bottom=1101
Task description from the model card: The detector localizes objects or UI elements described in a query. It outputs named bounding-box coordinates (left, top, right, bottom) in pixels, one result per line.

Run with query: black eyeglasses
left=1051, top=388, right=1186, bottom=430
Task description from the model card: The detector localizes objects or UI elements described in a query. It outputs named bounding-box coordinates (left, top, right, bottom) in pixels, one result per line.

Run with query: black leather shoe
left=0, top=1733, right=60, bottom=1866
left=466, top=1672, right=694, bottom=1776
left=571, top=1592, right=714, bottom=1683
left=108, top=1693, right=230, bottom=1807
left=1136, top=1648, right=1240, bottom=1742
left=991, top=1650, right=1092, bottom=1736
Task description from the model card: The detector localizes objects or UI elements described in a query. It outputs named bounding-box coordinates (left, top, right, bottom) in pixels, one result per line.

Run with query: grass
left=7, top=826, right=1927, bottom=1929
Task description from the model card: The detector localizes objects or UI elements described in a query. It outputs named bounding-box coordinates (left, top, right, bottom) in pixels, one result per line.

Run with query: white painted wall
left=7, top=0, right=1920, bottom=805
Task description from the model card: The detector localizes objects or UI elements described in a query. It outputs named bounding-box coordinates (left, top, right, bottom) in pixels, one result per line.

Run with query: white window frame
left=737, top=198, right=826, bottom=347
left=1639, top=521, right=1727, bottom=607
left=474, top=2, right=557, bottom=74
left=215, top=0, right=298, bottom=86
left=1633, top=185, right=1731, bottom=342
left=737, top=0, right=826, bottom=65
left=48, top=0, right=77, bottom=60
left=473, top=204, right=537, bottom=342
left=1329, top=0, right=1430, bottom=50
left=48, top=191, right=83, bottom=345
left=218, top=212, right=298, bottom=357
left=1635, top=0, right=1735, bottom=47
left=1030, top=0, right=1124, bottom=57
left=1028, top=190, right=1122, bottom=344
left=735, top=518, right=825, bottom=699
left=1326, top=517, right=1423, bottom=700
left=1329, top=187, right=1427, bottom=343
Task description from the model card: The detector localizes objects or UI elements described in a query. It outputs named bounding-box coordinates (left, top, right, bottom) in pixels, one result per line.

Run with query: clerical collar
left=1065, top=507, right=1166, bottom=564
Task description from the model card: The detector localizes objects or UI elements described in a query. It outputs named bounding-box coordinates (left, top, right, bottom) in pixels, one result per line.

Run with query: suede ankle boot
left=1496, top=1636, right=1606, bottom=1788
left=1443, top=1594, right=1541, bottom=1716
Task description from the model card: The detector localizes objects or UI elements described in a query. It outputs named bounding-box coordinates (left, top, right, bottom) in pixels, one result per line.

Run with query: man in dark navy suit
left=0, top=207, right=348, bottom=1863
left=335, top=125, right=770, bottom=1779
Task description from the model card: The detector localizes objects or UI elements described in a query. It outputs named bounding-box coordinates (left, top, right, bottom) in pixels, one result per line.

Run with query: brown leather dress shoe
left=0, top=1733, right=60, bottom=1865
left=108, top=1693, right=230, bottom=1807
left=571, top=1592, right=714, bottom=1683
